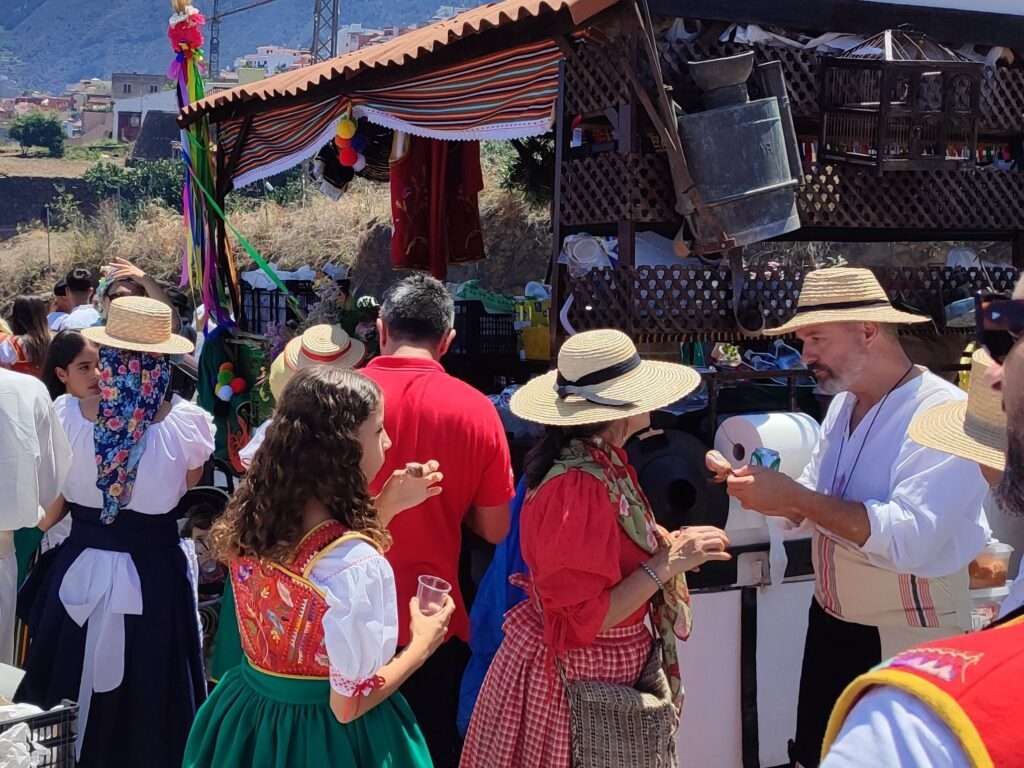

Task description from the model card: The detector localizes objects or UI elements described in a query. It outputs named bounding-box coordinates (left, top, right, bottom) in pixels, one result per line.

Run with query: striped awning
left=189, top=0, right=618, bottom=190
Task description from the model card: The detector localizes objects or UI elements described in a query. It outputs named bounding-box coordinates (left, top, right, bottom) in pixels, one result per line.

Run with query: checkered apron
left=461, top=597, right=652, bottom=768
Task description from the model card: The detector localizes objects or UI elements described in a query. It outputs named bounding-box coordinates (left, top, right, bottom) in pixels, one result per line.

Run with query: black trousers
left=791, top=599, right=881, bottom=768
left=401, top=638, right=471, bottom=768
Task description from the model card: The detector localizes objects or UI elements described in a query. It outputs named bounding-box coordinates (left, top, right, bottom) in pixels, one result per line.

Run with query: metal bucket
left=678, top=52, right=802, bottom=248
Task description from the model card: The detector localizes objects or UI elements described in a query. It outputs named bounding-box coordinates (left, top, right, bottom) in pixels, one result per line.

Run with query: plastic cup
left=416, top=575, right=452, bottom=616
left=969, top=540, right=1015, bottom=589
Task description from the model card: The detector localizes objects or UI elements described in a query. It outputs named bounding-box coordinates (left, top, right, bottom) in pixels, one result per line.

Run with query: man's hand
left=726, top=465, right=806, bottom=524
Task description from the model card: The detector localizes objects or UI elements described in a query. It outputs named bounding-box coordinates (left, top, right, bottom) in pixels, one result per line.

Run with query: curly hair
left=210, top=366, right=390, bottom=563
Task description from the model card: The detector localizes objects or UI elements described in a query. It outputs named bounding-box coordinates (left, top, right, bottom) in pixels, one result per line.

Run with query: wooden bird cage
left=819, top=29, right=983, bottom=174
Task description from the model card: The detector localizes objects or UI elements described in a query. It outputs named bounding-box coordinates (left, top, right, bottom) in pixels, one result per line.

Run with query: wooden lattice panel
left=560, top=152, right=678, bottom=226
left=799, top=162, right=1024, bottom=230
left=564, top=37, right=634, bottom=115
left=562, top=264, right=1019, bottom=341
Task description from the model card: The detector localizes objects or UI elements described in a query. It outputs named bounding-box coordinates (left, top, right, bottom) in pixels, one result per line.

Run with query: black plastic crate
left=0, top=701, right=78, bottom=767
left=239, top=280, right=319, bottom=335
left=449, top=300, right=517, bottom=358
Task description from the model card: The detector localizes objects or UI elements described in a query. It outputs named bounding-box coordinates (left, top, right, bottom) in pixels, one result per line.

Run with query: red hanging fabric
left=390, top=134, right=485, bottom=280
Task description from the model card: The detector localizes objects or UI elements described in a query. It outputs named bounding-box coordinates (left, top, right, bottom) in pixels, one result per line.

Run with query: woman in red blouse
left=461, top=330, right=731, bottom=768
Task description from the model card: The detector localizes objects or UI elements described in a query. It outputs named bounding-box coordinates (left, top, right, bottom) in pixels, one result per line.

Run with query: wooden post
left=549, top=58, right=568, bottom=361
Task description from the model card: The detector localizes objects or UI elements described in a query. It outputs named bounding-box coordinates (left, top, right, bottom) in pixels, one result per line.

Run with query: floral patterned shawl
left=94, top=346, right=171, bottom=524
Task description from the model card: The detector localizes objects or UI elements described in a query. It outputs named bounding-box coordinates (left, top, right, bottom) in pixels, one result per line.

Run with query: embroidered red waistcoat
left=231, top=521, right=376, bottom=678
left=823, top=609, right=1024, bottom=768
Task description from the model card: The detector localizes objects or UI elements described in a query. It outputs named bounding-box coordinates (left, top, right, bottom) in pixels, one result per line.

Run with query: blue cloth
left=457, top=477, right=529, bottom=735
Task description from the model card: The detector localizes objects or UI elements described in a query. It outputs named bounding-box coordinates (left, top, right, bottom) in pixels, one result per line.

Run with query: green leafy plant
left=8, top=110, right=65, bottom=157
left=83, top=160, right=184, bottom=224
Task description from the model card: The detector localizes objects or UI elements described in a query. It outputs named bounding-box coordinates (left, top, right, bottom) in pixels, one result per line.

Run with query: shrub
left=9, top=111, right=65, bottom=157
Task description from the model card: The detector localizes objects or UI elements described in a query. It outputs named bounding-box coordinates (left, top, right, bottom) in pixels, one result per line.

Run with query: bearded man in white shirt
left=711, top=268, right=990, bottom=767
left=0, top=368, right=72, bottom=663
left=817, top=278, right=1024, bottom=768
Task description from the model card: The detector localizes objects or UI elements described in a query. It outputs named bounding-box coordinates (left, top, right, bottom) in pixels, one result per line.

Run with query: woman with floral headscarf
left=16, top=297, right=214, bottom=768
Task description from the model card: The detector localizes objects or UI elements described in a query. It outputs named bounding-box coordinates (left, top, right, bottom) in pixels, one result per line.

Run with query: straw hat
left=269, top=324, right=365, bottom=400
left=765, top=267, right=930, bottom=335
left=82, top=296, right=194, bottom=355
left=909, top=348, right=1006, bottom=471
left=510, top=329, right=701, bottom=426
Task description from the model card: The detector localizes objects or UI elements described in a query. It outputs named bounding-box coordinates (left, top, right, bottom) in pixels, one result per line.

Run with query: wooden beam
left=647, top=0, right=1024, bottom=50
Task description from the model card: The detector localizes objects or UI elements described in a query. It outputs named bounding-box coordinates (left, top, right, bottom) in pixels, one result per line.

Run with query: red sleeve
left=521, top=471, right=621, bottom=652
left=471, top=406, right=515, bottom=508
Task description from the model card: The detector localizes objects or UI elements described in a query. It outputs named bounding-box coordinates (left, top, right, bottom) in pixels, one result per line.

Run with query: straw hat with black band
left=909, top=348, right=1006, bottom=471
left=82, top=296, right=194, bottom=355
left=764, top=267, right=930, bottom=336
left=511, top=329, right=701, bottom=426
left=269, top=324, right=365, bottom=400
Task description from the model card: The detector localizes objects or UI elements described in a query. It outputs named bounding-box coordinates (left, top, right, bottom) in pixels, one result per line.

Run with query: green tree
left=9, top=111, right=65, bottom=157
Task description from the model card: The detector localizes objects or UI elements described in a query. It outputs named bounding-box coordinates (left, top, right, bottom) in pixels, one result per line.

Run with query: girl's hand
left=408, top=596, right=454, bottom=659
left=655, top=525, right=732, bottom=577
left=374, top=461, right=443, bottom=526
left=104, top=258, right=146, bottom=282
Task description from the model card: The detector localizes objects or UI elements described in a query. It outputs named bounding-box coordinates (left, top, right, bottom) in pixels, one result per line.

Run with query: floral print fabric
left=94, top=346, right=171, bottom=524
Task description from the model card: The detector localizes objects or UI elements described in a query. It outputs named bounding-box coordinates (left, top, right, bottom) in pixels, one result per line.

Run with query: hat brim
left=763, top=306, right=931, bottom=336
left=510, top=360, right=701, bottom=426
left=908, top=400, right=1007, bottom=471
left=81, top=325, right=194, bottom=355
left=268, top=335, right=367, bottom=401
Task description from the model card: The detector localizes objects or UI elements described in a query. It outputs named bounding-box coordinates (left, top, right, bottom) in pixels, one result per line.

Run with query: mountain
left=0, top=0, right=457, bottom=94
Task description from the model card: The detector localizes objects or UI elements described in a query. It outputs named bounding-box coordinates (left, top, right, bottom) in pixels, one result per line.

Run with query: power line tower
left=208, top=0, right=223, bottom=79
left=311, top=0, right=340, bottom=63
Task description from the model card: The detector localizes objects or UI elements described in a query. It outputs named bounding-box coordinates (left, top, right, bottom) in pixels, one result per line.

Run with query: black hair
left=523, top=423, right=607, bottom=490
left=65, top=267, right=94, bottom=296
left=54, top=279, right=67, bottom=297
left=42, top=330, right=89, bottom=400
left=105, top=278, right=146, bottom=302
left=379, top=273, right=454, bottom=345
left=9, top=296, right=50, bottom=367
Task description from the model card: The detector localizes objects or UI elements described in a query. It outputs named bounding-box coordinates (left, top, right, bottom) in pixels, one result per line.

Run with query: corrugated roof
left=180, top=0, right=616, bottom=125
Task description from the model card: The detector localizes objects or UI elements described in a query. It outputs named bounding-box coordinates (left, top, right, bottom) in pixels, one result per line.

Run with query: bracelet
left=640, top=562, right=665, bottom=590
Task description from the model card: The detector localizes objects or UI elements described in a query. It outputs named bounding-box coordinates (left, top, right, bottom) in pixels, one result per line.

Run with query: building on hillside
left=113, top=88, right=178, bottom=143
left=233, top=46, right=311, bottom=76
left=237, top=66, right=266, bottom=85
left=14, top=95, right=72, bottom=113
left=430, top=5, right=470, bottom=21
left=64, top=79, right=112, bottom=112
left=112, top=73, right=168, bottom=100
left=337, top=23, right=385, bottom=54
left=67, top=109, right=115, bottom=144
left=129, top=112, right=181, bottom=162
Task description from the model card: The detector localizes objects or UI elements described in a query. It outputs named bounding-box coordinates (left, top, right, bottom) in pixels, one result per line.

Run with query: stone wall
left=0, top=177, right=98, bottom=235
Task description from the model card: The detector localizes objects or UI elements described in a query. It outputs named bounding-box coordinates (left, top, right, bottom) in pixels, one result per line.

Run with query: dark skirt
left=16, top=504, right=207, bottom=768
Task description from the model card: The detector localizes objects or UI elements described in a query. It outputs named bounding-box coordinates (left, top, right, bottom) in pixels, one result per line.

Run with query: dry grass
left=0, top=176, right=552, bottom=310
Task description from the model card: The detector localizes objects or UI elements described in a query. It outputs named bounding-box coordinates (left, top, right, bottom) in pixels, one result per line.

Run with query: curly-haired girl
left=184, top=366, right=451, bottom=768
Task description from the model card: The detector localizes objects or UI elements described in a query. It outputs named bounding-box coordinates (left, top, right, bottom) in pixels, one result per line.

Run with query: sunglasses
left=975, top=292, right=1024, bottom=363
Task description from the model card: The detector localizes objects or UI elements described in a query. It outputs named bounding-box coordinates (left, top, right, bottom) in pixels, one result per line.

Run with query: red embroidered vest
left=231, top=521, right=377, bottom=678
left=823, top=610, right=1024, bottom=767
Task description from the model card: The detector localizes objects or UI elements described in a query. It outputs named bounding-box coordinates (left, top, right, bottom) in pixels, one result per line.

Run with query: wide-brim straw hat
left=909, top=348, right=1007, bottom=471
left=510, top=329, right=701, bottom=426
left=269, top=324, right=365, bottom=400
left=82, top=296, right=194, bottom=355
left=765, top=267, right=930, bottom=335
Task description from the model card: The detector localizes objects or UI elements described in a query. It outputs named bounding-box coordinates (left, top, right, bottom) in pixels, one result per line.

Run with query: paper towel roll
left=714, top=412, right=820, bottom=584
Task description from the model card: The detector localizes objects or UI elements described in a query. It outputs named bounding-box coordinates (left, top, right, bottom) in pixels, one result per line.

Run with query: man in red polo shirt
left=363, top=274, right=513, bottom=768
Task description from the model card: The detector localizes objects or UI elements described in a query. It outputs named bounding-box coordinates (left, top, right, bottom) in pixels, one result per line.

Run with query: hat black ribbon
left=794, top=298, right=892, bottom=314
left=555, top=353, right=641, bottom=407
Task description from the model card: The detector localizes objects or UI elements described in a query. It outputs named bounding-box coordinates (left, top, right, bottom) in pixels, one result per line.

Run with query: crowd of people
left=0, top=264, right=1021, bottom=768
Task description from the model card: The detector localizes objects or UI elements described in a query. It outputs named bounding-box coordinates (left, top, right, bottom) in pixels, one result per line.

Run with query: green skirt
left=183, top=662, right=433, bottom=768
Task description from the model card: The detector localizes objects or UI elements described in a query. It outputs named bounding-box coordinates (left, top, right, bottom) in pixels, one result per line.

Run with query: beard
left=995, top=425, right=1024, bottom=517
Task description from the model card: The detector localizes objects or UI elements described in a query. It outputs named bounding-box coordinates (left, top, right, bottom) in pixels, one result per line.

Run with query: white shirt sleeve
left=860, top=440, right=989, bottom=576
left=820, top=687, right=969, bottom=768
left=34, top=386, right=73, bottom=510
left=0, top=340, right=16, bottom=367
left=311, top=540, right=399, bottom=697
left=238, top=419, right=271, bottom=470
left=166, top=397, right=216, bottom=471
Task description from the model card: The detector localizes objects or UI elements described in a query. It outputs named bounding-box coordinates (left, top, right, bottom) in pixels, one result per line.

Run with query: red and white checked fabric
left=461, top=599, right=652, bottom=768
